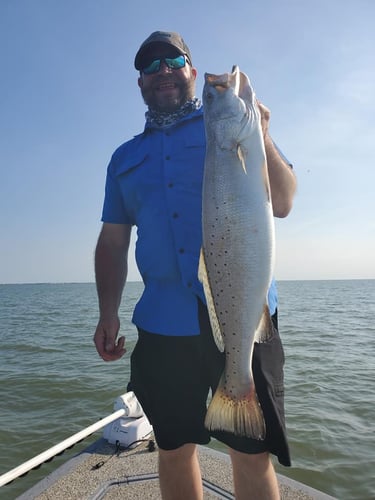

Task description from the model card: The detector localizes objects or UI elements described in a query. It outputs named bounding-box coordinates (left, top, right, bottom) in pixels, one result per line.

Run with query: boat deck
left=18, top=438, right=336, bottom=499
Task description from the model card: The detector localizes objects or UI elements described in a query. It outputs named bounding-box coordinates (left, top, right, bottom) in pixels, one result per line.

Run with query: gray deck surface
left=17, top=438, right=336, bottom=499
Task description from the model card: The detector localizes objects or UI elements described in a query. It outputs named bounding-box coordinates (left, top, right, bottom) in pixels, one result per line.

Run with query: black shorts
left=129, top=301, right=291, bottom=466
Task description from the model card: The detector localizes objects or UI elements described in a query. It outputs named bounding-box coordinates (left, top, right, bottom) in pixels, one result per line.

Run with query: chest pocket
left=168, top=126, right=206, bottom=183
left=115, top=149, right=166, bottom=225
left=115, top=151, right=148, bottom=177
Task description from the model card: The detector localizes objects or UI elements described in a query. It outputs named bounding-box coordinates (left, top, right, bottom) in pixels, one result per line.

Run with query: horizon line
left=1, top=277, right=374, bottom=286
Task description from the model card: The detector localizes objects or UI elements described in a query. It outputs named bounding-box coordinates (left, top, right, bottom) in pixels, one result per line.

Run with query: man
left=94, top=31, right=296, bottom=500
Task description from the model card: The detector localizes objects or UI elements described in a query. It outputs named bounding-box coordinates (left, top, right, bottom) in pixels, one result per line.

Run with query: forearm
left=264, top=134, right=297, bottom=218
left=95, top=226, right=130, bottom=319
left=96, top=252, right=127, bottom=319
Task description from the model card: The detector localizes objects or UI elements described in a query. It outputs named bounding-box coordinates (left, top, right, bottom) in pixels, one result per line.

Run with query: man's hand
left=256, top=100, right=296, bottom=217
left=93, top=316, right=126, bottom=361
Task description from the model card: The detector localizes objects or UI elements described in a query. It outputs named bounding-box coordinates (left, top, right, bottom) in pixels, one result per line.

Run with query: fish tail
left=205, top=377, right=266, bottom=440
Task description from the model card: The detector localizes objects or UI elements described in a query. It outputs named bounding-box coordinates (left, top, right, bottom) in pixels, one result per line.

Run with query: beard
left=140, top=73, right=196, bottom=113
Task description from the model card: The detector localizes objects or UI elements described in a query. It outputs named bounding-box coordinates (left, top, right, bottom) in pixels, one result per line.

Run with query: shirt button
left=179, top=248, right=185, bottom=254
left=165, top=155, right=171, bottom=160
left=168, top=183, right=174, bottom=188
left=172, top=212, right=179, bottom=218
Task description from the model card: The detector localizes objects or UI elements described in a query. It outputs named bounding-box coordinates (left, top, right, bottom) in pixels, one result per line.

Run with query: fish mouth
left=205, top=74, right=231, bottom=89
left=204, top=66, right=240, bottom=94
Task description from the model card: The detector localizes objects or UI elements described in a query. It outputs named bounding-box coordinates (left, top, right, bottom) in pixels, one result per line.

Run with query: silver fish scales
left=199, top=66, right=275, bottom=440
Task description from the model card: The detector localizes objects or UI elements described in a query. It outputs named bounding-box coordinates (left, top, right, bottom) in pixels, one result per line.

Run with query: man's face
left=138, top=44, right=197, bottom=113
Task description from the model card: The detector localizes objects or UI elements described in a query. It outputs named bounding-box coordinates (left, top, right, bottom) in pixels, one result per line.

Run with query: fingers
left=93, top=318, right=126, bottom=362
left=257, top=100, right=270, bottom=118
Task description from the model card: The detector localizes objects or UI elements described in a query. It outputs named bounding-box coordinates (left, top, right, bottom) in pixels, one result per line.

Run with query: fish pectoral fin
left=254, top=304, right=274, bottom=343
left=198, top=249, right=225, bottom=352
left=236, top=144, right=247, bottom=173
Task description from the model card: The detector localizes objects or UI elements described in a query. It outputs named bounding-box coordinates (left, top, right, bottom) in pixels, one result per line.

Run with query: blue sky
left=1, top=0, right=374, bottom=283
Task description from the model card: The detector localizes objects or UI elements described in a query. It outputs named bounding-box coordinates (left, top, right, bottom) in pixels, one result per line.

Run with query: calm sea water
left=0, top=280, right=374, bottom=499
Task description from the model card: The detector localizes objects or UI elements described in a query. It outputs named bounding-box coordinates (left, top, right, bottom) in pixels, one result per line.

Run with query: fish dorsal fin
left=198, top=249, right=225, bottom=352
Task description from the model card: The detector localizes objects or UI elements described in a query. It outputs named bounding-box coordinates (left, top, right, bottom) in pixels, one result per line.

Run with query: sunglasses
left=141, top=54, right=188, bottom=75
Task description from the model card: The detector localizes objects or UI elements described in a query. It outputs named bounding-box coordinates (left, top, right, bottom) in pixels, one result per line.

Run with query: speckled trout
left=199, top=66, right=275, bottom=440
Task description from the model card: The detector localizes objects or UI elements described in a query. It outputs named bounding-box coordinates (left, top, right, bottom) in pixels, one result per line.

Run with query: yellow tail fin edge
left=205, top=378, right=266, bottom=440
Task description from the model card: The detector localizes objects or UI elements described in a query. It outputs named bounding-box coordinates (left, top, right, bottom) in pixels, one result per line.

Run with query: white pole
left=0, top=408, right=125, bottom=488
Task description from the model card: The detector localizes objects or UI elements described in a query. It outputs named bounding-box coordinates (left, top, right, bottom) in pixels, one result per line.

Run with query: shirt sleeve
left=101, top=160, right=133, bottom=224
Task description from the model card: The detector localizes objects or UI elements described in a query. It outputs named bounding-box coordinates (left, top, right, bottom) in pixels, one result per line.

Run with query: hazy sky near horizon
left=1, top=0, right=374, bottom=284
